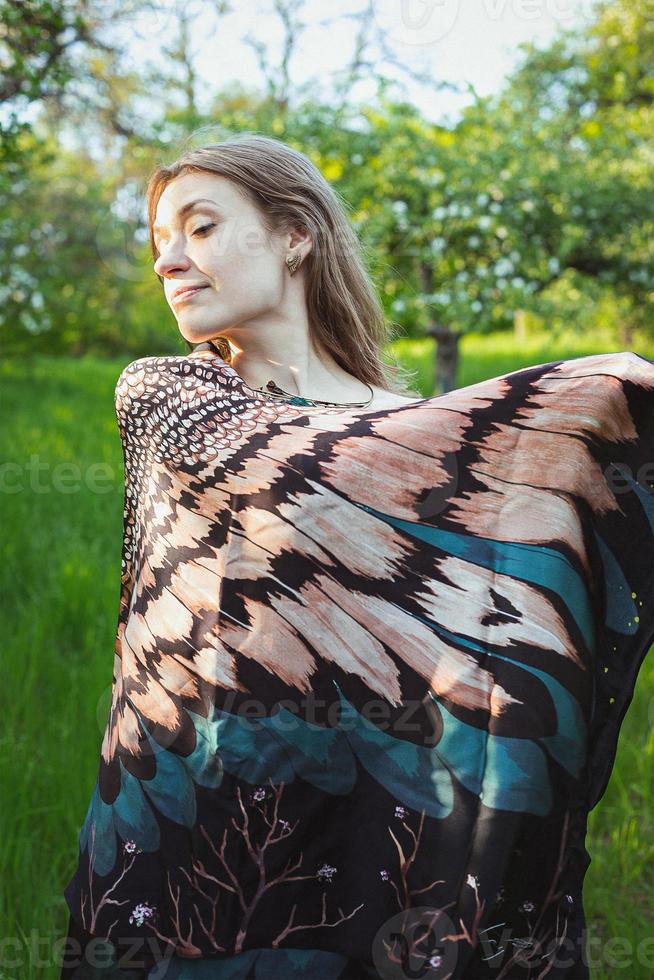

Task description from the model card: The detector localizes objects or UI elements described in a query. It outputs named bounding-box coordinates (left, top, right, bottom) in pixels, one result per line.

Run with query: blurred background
left=1, top=0, right=653, bottom=976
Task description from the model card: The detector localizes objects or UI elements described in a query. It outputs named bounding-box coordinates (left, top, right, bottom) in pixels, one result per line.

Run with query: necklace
left=256, top=377, right=374, bottom=408
left=194, top=338, right=375, bottom=409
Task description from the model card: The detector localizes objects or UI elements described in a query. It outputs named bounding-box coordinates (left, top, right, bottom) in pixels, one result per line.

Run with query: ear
left=287, top=223, right=313, bottom=257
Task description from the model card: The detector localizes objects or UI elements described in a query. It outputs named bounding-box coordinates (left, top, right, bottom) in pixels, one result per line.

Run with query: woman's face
left=152, top=172, right=298, bottom=347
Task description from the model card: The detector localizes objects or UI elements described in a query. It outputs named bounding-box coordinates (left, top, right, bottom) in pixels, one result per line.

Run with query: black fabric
left=60, top=347, right=654, bottom=978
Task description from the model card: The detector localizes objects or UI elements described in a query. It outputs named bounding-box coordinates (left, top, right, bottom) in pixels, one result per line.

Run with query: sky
left=116, top=0, right=601, bottom=124
left=5, top=0, right=601, bottom=134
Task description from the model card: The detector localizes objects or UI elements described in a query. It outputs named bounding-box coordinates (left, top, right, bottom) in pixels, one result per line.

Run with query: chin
left=179, top=326, right=213, bottom=345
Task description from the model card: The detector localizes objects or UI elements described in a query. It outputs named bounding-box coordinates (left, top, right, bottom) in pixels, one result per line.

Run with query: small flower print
left=395, top=805, right=408, bottom=819
left=564, top=894, right=574, bottom=905
left=466, top=873, right=479, bottom=889
left=252, top=786, right=267, bottom=802
left=129, top=902, right=156, bottom=927
left=428, top=953, right=443, bottom=968
left=380, top=869, right=389, bottom=881
left=279, top=819, right=290, bottom=831
left=123, top=840, right=142, bottom=855
left=519, top=900, right=535, bottom=913
left=317, top=863, right=337, bottom=882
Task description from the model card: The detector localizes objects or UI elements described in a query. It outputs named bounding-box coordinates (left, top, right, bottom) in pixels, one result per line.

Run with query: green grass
left=390, top=321, right=646, bottom=393
left=2, top=332, right=653, bottom=978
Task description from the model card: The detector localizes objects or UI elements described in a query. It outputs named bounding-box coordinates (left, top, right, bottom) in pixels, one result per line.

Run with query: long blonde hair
left=145, top=133, right=419, bottom=395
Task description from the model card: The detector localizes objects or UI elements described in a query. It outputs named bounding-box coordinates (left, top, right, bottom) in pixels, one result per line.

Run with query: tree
left=345, top=0, right=654, bottom=392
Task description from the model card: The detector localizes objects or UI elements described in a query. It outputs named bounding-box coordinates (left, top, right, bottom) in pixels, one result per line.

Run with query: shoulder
left=608, top=350, right=654, bottom=388
left=115, top=355, right=162, bottom=396
left=550, top=350, right=654, bottom=388
left=114, top=351, right=230, bottom=430
left=114, top=354, right=191, bottom=431
left=115, top=354, right=172, bottom=413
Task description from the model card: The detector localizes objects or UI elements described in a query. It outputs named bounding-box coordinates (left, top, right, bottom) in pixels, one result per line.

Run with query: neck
left=208, top=327, right=370, bottom=404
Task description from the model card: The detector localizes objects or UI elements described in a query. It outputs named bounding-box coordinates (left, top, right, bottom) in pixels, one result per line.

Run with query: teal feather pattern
left=593, top=529, right=639, bottom=634
left=63, top=347, right=654, bottom=972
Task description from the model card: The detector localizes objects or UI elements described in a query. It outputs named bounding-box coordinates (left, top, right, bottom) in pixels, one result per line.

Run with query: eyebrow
left=152, top=198, right=220, bottom=239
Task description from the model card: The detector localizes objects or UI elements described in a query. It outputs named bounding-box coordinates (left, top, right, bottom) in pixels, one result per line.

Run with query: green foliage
left=2, top=1, right=653, bottom=358
left=0, top=0, right=87, bottom=156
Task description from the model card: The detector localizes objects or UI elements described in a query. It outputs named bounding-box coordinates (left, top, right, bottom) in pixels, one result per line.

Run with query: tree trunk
left=419, top=261, right=460, bottom=393
left=514, top=308, right=528, bottom=342
left=618, top=319, right=635, bottom=348
left=426, top=324, right=460, bottom=394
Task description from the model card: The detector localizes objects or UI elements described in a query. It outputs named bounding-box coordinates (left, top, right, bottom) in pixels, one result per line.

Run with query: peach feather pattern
left=63, top=345, right=654, bottom=978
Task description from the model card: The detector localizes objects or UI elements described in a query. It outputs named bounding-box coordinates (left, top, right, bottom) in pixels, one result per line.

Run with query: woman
left=60, top=134, right=654, bottom=979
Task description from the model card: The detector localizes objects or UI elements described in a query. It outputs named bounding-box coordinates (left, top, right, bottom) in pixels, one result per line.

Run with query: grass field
left=2, top=329, right=653, bottom=978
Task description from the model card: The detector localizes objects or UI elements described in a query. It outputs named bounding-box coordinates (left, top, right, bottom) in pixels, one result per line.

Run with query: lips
left=172, top=285, right=208, bottom=304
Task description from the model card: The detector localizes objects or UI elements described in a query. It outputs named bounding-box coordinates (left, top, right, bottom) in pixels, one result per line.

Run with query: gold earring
left=286, top=252, right=302, bottom=276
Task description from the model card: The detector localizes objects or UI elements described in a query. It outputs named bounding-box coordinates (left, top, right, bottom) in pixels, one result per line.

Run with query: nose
left=154, top=242, right=192, bottom=278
